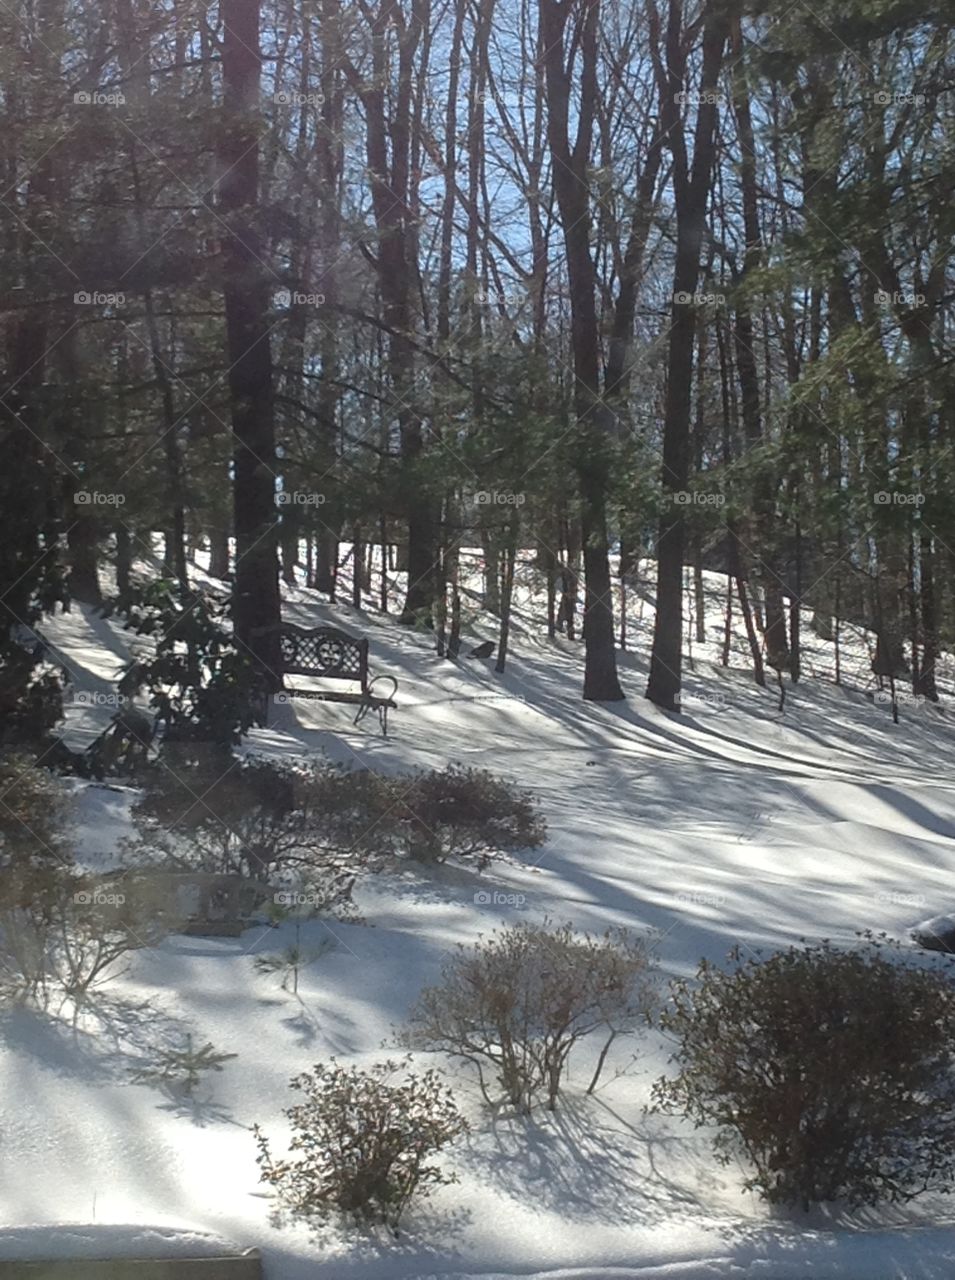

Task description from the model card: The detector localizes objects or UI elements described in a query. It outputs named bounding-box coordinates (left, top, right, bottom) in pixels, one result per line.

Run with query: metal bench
left=254, top=622, right=398, bottom=735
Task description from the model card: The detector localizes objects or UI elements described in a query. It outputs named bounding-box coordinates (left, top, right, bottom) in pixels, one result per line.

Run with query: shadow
left=280, top=1000, right=322, bottom=1048
left=153, top=1089, right=239, bottom=1128
left=0, top=994, right=185, bottom=1085
left=460, top=1091, right=710, bottom=1228
left=258, top=1196, right=472, bottom=1269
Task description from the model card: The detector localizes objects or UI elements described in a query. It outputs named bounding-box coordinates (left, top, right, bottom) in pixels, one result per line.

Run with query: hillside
left=3, top=556, right=955, bottom=1279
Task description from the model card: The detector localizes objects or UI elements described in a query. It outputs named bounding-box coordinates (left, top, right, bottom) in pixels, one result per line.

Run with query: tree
left=645, top=0, right=726, bottom=710
left=219, top=0, right=283, bottom=686
left=540, top=0, right=623, bottom=700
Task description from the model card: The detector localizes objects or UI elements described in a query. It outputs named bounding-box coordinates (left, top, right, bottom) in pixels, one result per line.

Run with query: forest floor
left=4, top=552, right=955, bottom=1278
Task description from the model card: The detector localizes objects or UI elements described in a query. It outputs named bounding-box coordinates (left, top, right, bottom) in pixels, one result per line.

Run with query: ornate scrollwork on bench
left=252, top=622, right=398, bottom=735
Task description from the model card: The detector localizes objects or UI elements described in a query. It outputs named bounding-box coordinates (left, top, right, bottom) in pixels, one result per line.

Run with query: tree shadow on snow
left=0, top=993, right=183, bottom=1085
left=152, top=1088, right=238, bottom=1128
left=459, top=1091, right=716, bottom=1227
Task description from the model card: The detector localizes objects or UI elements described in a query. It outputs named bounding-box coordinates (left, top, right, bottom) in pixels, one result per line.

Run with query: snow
left=5, top=553, right=955, bottom=1278
left=910, top=915, right=955, bottom=949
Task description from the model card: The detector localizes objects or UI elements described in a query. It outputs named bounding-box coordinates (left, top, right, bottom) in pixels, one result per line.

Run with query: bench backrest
left=259, top=623, right=369, bottom=686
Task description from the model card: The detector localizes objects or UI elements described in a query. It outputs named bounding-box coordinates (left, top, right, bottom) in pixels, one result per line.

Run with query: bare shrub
left=387, top=764, right=547, bottom=867
left=402, top=919, right=657, bottom=1112
left=0, top=871, right=171, bottom=1010
left=653, top=940, right=955, bottom=1209
left=128, top=752, right=372, bottom=911
left=0, top=751, right=72, bottom=882
left=254, top=1057, right=468, bottom=1233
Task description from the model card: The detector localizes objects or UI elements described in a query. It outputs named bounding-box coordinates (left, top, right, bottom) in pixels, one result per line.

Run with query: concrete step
left=0, top=1252, right=262, bottom=1280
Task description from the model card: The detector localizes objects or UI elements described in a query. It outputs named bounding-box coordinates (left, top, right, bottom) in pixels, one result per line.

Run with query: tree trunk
left=219, top=0, right=282, bottom=687
left=315, top=527, right=337, bottom=597
left=645, top=0, right=726, bottom=709
left=693, top=538, right=705, bottom=644
left=67, top=508, right=102, bottom=605
left=496, top=537, right=517, bottom=673
left=541, top=0, right=623, bottom=700
left=115, top=524, right=133, bottom=597
left=352, top=526, right=363, bottom=609
left=917, top=531, right=939, bottom=700
left=209, top=524, right=231, bottom=579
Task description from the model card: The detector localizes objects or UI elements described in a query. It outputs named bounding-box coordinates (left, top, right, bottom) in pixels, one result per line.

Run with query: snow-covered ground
left=4, top=551, right=955, bottom=1277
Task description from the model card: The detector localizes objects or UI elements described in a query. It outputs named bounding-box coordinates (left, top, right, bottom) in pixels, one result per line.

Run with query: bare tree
left=645, top=0, right=726, bottom=710
left=540, top=0, right=623, bottom=700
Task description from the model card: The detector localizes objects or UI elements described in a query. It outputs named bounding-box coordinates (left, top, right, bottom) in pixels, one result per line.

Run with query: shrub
left=128, top=752, right=367, bottom=910
left=253, top=921, right=334, bottom=994
left=0, top=755, right=173, bottom=1011
left=0, top=644, right=65, bottom=749
left=130, top=756, right=544, bottom=891
left=254, top=1058, right=468, bottom=1233
left=0, top=871, right=172, bottom=1010
left=106, top=581, right=266, bottom=747
left=387, top=764, right=546, bottom=867
left=0, top=752, right=72, bottom=881
left=402, top=919, right=656, bottom=1112
left=653, top=940, right=955, bottom=1209
left=130, top=1034, right=238, bottom=1096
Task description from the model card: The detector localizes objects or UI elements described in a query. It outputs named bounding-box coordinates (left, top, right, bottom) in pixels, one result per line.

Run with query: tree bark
left=645, top=0, right=726, bottom=709
left=540, top=0, right=622, bottom=700
left=219, top=0, right=282, bottom=687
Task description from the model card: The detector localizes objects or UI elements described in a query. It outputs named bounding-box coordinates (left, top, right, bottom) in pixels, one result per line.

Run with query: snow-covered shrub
left=386, top=764, right=546, bottom=867
left=253, top=1058, right=468, bottom=1232
left=130, top=756, right=544, bottom=896
left=402, top=919, right=657, bottom=1112
left=653, top=940, right=955, bottom=1209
